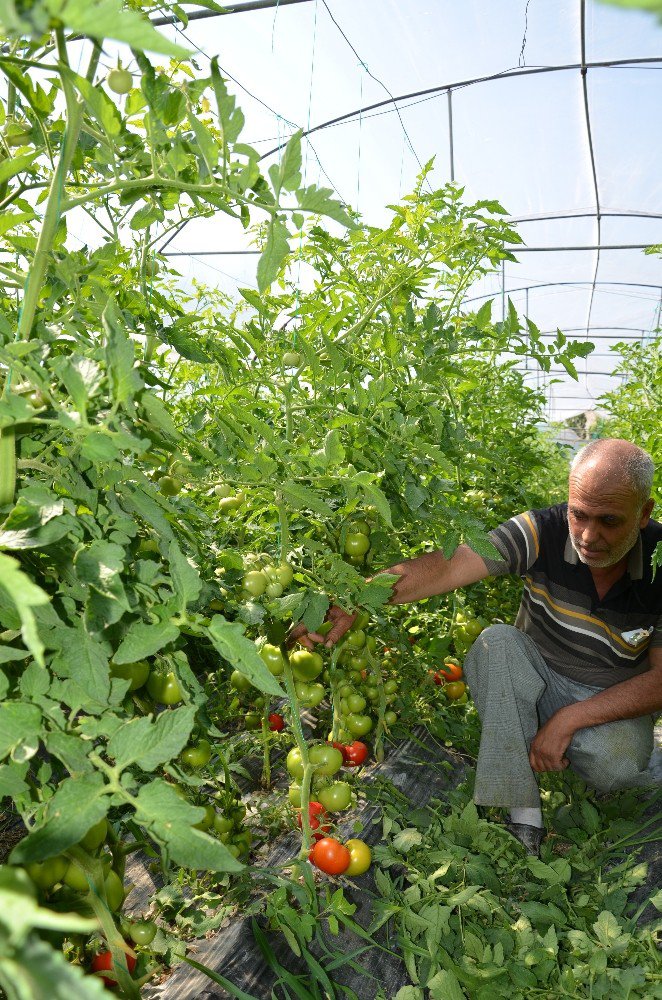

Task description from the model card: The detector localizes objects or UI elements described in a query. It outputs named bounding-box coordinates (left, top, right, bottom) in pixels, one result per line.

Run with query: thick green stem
left=260, top=703, right=272, bottom=789
left=276, top=500, right=290, bottom=563
left=371, top=649, right=387, bottom=764
left=282, top=658, right=314, bottom=856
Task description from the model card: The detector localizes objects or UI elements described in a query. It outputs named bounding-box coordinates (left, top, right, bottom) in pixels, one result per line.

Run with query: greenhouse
left=0, top=1, right=660, bottom=998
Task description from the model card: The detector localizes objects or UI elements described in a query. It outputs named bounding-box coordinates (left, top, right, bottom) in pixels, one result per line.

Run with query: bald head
left=570, top=439, right=654, bottom=507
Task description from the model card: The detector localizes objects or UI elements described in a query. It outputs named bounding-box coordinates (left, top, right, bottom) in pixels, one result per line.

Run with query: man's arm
left=529, top=647, right=662, bottom=773
left=290, top=544, right=491, bottom=648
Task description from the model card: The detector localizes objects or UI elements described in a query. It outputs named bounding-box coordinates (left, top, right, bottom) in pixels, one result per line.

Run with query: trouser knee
left=568, top=721, right=654, bottom=792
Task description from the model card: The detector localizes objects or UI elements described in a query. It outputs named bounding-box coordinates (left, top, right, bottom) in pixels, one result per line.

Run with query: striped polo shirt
left=483, top=503, right=662, bottom=689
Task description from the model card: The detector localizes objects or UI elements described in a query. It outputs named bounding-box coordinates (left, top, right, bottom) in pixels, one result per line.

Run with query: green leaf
left=53, top=626, right=111, bottom=705
left=323, top=429, right=345, bottom=466
left=278, top=130, right=302, bottom=193
left=134, top=779, right=243, bottom=872
left=0, top=150, right=38, bottom=185
left=75, top=540, right=130, bottom=617
left=257, top=218, right=290, bottom=293
left=280, top=481, right=333, bottom=517
left=296, top=184, right=354, bottom=229
left=392, top=828, right=423, bottom=852
left=113, top=621, right=180, bottom=664
left=10, top=773, right=108, bottom=863
left=107, top=705, right=195, bottom=772
left=206, top=616, right=285, bottom=698
left=0, top=759, right=29, bottom=799
left=102, top=301, right=142, bottom=405
left=527, top=857, right=571, bottom=885
left=51, top=0, right=191, bottom=56
left=0, top=702, right=41, bottom=764
left=167, top=541, right=202, bottom=614
left=63, top=68, right=121, bottom=138
left=427, top=970, right=466, bottom=1000
left=187, top=113, right=219, bottom=175
left=300, top=592, right=330, bottom=632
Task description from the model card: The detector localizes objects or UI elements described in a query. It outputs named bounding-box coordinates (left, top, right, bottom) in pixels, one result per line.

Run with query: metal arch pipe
left=151, top=0, right=314, bottom=27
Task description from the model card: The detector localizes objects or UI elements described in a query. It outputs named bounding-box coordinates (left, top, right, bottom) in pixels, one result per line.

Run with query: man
left=292, top=438, right=662, bottom=855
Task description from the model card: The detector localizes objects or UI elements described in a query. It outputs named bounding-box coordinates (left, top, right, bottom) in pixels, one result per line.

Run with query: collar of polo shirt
left=564, top=530, right=644, bottom=580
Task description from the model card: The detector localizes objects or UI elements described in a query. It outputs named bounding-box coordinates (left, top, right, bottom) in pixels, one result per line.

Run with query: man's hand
left=529, top=710, right=576, bottom=773
left=287, top=605, right=356, bottom=650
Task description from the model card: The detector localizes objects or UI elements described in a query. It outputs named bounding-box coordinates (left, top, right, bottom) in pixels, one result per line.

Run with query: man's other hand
left=287, top=605, right=356, bottom=650
left=529, top=711, right=575, bottom=773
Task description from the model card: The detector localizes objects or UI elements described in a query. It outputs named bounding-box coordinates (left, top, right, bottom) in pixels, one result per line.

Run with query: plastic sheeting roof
left=157, top=0, right=662, bottom=421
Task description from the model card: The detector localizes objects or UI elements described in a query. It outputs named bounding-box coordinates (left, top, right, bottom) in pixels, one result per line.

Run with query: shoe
left=505, top=821, right=544, bottom=857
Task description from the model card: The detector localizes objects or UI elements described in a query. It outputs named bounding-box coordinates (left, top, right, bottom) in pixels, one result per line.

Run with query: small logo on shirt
left=620, top=627, right=653, bottom=646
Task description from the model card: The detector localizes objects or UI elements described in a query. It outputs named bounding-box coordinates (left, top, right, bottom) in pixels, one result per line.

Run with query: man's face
left=567, top=468, right=653, bottom=570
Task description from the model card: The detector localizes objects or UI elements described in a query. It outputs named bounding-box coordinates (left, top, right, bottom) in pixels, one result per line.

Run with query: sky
left=99, top=1, right=662, bottom=419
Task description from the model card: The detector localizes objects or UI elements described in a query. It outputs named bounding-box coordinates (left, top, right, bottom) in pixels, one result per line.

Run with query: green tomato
left=274, top=563, right=294, bottom=587
left=159, top=475, right=181, bottom=497
left=347, top=553, right=365, bottom=566
left=317, top=781, right=352, bottom=812
left=344, top=629, right=365, bottom=650
left=128, top=920, right=157, bottom=946
left=347, top=694, right=367, bottom=714
left=288, top=783, right=302, bottom=808
left=242, top=570, right=268, bottom=597
left=348, top=652, right=368, bottom=670
left=63, top=862, right=90, bottom=893
left=351, top=611, right=370, bottom=631
left=365, top=635, right=377, bottom=653
left=146, top=671, right=184, bottom=706
left=180, top=739, right=212, bottom=769
left=344, top=532, right=370, bottom=557
left=26, top=856, right=67, bottom=890
left=214, top=483, right=233, bottom=498
left=230, top=670, right=254, bottom=693
left=384, top=710, right=398, bottom=727
left=107, top=67, right=133, bottom=94
left=383, top=679, right=398, bottom=695
left=346, top=713, right=373, bottom=737
left=290, top=649, right=323, bottom=681
left=348, top=520, right=371, bottom=536
left=244, top=711, right=261, bottom=731
left=309, top=744, right=344, bottom=776
left=111, top=660, right=150, bottom=692
left=218, top=495, right=243, bottom=512
left=213, top=814, right=234, bottom=835
left=193, top=804, right=216, bottom=831
left=79, top=818, right=108, bottom=852
left=282, top=351, right=302, bottom=368
left=338, top=683, right=355, bottom=698
left=104, top=869, right=125, bottom=911
left=286, top=747, right=304, bottom=780
left=364, top=685, right=379, bottom=701
left=464, top=619, right=483, bottom=639
left=265, top=582, right=283, bottom=598
left=295, top=681, right=326, bottom=707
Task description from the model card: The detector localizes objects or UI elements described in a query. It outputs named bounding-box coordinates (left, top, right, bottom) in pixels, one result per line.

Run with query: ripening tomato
left=344, top=838, right=372, bottom=876
left=440, top=657, right=463, bottom=681
left=90, top=949, right=136, bottom=986
left=444, top=681, right=466, bottom=700
left=310, top=837, right=351, bottom=875
left=290, top=649, right=323, bottom=681
left=343, top=741, right=368, bottom=767
left=268, top=713, right=285, bottom=732
left=296, top=801, right=331, bottom=834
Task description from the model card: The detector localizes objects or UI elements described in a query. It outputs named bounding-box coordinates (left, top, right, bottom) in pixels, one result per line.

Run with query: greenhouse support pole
left=447, top=88, right=455, bottom=182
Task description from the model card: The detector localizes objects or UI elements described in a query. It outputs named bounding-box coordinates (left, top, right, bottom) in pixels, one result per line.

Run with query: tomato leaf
left=54, top=0, right=190, bottom=57
left=206, top=616, right=285, bottom=698
left=257, top=218, right=290, bottom=293
left=10, top=773, right=108, bottom=863
left=0, top=554, right=48, bottom=666
left=107, top=705, right=195, bottom=772
left=113, top=621, right=180, bottom=665
left=134, top=779, right=243, bottom=872
left=280, top=481, right=333, bottom=518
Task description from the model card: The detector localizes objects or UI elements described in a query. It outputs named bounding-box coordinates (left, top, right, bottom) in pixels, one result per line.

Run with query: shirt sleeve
left=482, top=511, right=541, bottom=577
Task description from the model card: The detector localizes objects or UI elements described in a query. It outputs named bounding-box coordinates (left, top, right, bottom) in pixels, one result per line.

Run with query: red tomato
left=296, top=801, right=331, bottom=834
left=331, top=741, right=348, bottom=764
left=433, top=671, right=444, bottom=686
left=268, top=713, right=285, bottom=732
left=310, top=837, right=351, bottom=875
left=343, top=741, right=369, bottom=767
left=90, top=949, right=136, bottom=987
left=439, top=660, right=463, bottom=682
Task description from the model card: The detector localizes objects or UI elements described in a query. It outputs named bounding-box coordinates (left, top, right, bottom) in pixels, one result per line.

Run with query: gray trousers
left=463, top=624, right=657, bottom=809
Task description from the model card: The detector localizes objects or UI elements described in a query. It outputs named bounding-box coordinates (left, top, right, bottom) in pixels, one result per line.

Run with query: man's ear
left=640, top=498, right=655, bottom=527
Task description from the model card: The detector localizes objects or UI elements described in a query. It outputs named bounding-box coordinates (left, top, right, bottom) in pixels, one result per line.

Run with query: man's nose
left=581, top=520, right=600, bottom=542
